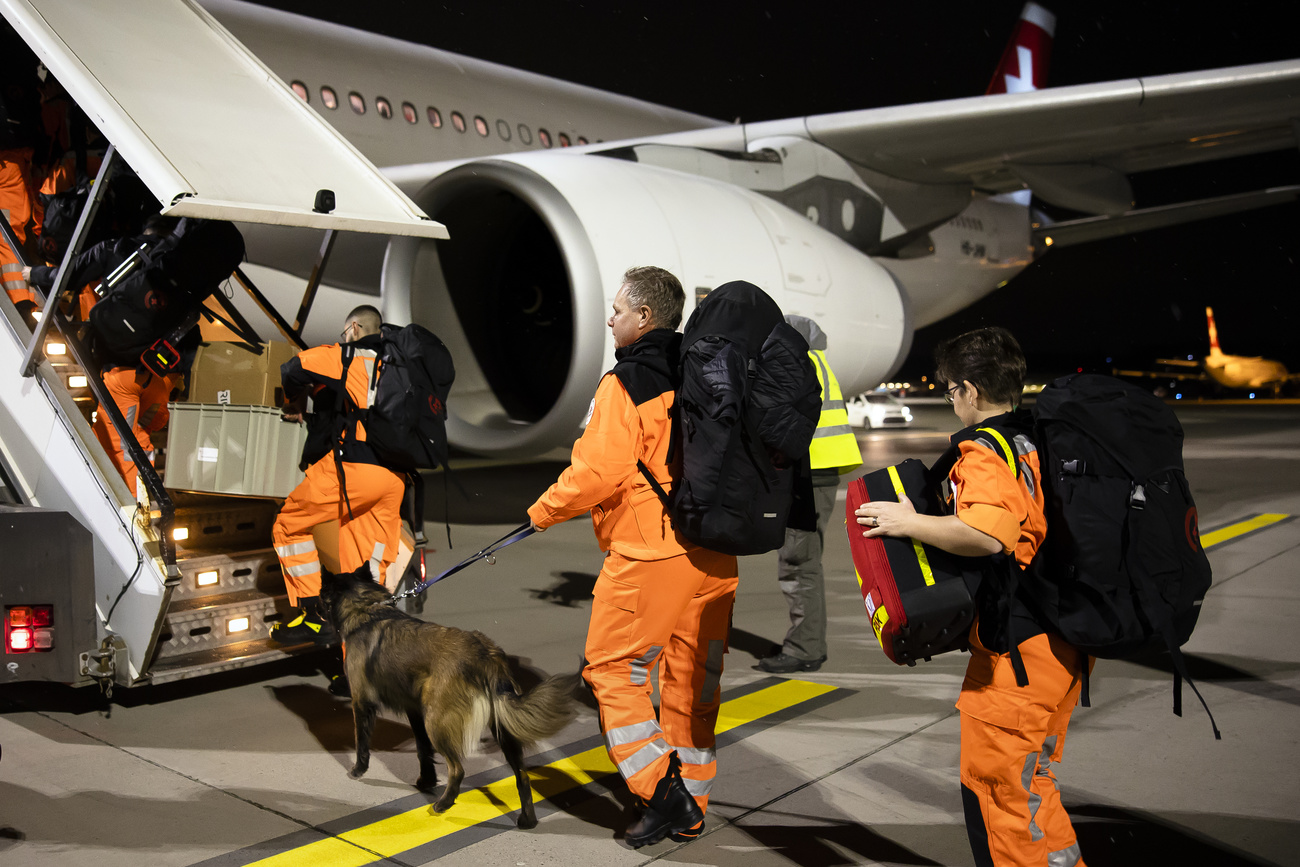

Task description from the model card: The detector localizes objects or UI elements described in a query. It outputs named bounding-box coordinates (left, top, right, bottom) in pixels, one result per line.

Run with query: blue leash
left=390, top=521, right=535, bottom=602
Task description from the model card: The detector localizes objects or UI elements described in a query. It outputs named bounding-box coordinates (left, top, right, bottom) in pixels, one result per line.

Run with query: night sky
left=247, top=0, right=1300, bottom=378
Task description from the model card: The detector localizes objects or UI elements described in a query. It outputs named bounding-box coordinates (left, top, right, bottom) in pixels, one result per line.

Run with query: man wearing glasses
left=269, top=305, right=404, bottom=658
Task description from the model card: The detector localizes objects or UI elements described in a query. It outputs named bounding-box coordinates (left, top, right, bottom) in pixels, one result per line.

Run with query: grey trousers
left=776, top=479, right=839, bottom=661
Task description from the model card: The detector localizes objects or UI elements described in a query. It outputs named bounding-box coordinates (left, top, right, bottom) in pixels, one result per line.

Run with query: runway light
left=1176, top=393, right=1183, bottom=400
left=173, top=527, right=189, bottom=541
left=68, top=375, right=88, bottom=388
left=47, top=342, right=66, bottom=355
left=196, top=570, right=220, bottom=588
left=227, top=616, right=250, bottom=634
left=1249, top=392, right=1256, bottom=399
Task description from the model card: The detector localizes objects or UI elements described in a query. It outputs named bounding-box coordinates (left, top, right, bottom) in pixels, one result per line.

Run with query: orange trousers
left=93, top=366, right=175, bottom=492
left=584, top=547, right=738, bottom=813
left=1, top=148, right=37, bottom=307
left=273, top=457, right=403, bottom=606
left=958, top=625, right=1094, bottom=867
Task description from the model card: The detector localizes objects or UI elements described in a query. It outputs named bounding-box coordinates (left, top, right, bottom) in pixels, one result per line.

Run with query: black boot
left=269, top=596, right=336, bottom=646
left=625, top=751, right=704, bottom=848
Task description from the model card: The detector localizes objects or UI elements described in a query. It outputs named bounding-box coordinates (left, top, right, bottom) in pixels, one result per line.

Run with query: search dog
left=320, top=564, right=576, bottom=828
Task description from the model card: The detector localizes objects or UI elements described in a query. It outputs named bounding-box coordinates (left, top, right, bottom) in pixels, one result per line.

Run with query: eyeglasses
left=944, top=384, right=963, bottom=404
left=340, top=323, right=355, bottom=343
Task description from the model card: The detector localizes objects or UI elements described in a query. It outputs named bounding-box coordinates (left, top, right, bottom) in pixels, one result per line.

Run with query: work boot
left=625, top=752, right=704, bottom=848
left=757, top=652, right=826, bottom=673
left=327, top=673, right=351, bottom=697
left=269, top=597, right=336, bottom=646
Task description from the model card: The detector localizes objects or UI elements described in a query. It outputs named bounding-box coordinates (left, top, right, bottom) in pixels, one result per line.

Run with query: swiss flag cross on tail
left=986, top=3, right=1056, bottom=94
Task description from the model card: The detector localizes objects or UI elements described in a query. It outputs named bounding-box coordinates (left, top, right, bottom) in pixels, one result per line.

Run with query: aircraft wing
left=1, top=0, right=446, bottom=237
left=654, top=60, right=1300, bottom=217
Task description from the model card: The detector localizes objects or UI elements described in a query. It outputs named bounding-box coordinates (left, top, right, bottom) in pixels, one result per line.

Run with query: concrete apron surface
left=0, top=404, right=1297, bottom=866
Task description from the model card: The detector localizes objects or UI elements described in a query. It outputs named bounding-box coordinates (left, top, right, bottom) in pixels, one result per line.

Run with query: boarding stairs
left=0, top=155, right=330, bottom=688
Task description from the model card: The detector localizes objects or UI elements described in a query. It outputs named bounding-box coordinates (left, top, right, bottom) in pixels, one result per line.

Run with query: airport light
left=173, top=527, right=189, bottom=541
left=1043, top=236, right=1054, bottom=246
left=196, top=570, right=220, bottom=588
left=227, top=616, right=250, bottom=635
left=68, top=375, right=88, bottom=388
left=47, top=342, right=66, bottom=355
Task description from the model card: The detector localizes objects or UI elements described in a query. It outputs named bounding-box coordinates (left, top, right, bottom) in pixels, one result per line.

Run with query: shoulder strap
left=335, top=345, right=356, bottom=521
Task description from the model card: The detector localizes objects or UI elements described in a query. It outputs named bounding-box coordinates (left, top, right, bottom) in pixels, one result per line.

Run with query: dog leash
left=390, top=521, right=535, bottom=603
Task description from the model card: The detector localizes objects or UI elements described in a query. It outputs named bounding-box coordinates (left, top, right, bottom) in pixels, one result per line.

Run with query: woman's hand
left=855, top=496, right=917, bottom=538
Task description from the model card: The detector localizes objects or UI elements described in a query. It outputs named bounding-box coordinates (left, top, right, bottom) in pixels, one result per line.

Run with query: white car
left=845, top=392, right=913, bottom=429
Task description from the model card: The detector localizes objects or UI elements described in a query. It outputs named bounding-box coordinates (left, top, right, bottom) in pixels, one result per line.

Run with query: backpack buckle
left=1129, top=483, right=1147, bottom=510
left=1062, top=459, right=1086, bottom=475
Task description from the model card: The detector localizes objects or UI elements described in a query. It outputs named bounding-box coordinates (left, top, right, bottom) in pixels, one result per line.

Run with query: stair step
left=154, top=591, right=291, bottom=660
left=173, top=547, right=283, bottom=600
left=147, top=638, right=323, bottom=685
left=170, top=492, right=281, bottom=554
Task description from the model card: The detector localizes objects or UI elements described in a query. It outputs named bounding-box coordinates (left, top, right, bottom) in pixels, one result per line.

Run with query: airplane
left=3, top=0, right=1298, bottom=689
left=1142, top=306, right=1294, bottom=392
left=11, top=0, right=1300, bottom=464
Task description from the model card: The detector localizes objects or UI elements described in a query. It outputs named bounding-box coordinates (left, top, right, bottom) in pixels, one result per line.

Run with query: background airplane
left=1118, top=306, right=1294, bottom=394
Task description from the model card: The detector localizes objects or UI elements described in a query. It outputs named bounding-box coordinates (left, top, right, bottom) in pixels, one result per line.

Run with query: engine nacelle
left=383, top=152, right=910, bottom=459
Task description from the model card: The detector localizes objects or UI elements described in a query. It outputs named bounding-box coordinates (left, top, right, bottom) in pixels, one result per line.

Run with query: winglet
left=986, top=3, right=1057, bottom=95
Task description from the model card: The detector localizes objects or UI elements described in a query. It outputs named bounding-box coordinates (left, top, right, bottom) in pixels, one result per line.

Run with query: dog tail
left=491, top=673, right=579, bottom=747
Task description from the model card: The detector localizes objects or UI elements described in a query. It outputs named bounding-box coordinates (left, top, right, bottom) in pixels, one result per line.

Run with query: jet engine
left=383, top=152, right=911, bottom=459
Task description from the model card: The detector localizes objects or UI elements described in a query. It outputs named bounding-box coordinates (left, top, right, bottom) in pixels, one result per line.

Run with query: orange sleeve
left=948, top=440, right=1026, bottom=554
left=528, top=374, right=640, bottom=529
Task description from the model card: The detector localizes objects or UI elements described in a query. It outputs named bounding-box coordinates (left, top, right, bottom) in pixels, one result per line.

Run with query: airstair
left=0, top=0, right=447, bottom=689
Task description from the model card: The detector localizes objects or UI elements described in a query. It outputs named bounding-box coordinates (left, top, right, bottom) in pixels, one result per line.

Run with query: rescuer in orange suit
left=856, top=327, right=1091, bottom=867
left=0, top=53, right=44, bottom=321
left=527, top=266, right=739, bottom=849
left=270, top=304, right=403, bottom=657
left=25, top=215, right=181, bottom=492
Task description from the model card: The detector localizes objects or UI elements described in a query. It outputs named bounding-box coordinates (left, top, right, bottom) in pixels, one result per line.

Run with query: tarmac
left=1, top=402, right=1297, bottom=866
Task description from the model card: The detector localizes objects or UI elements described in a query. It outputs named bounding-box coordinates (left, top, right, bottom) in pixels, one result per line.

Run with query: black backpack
left=642, top=281, right=820, bottom=556
left=957, top=375, right=1218, bottom=735
left=341, top=322, right=455, bottom=473
left=89, top=218, right=245, bottom=365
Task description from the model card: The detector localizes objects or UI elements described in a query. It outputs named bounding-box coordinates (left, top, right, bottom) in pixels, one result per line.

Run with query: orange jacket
left=529, top=330, right=690, bottom=560
left=282, top=336, right=384, bottom=464
left=945, top=421, right=1046, bottom=570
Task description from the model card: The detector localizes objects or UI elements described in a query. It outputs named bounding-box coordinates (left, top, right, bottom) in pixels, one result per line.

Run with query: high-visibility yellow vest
left=807, top=349, right=863, bottom=473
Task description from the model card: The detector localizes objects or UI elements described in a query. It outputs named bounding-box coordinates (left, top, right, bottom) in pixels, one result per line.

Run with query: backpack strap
left=637, top=459, right=672, bottom=511
left=335, top=345, right=356, bottom=521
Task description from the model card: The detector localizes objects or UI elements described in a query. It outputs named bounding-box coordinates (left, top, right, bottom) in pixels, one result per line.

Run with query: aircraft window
left=402, top=102, right=417, bottom=124
left=349, top=92, right=366, bottom=114
left=538, top=128, right=551, bottom=148
left=451, top=111, right=466, bottom=133
left=290, top=81, right=309, bottom=103
left=577, top=136, right=588, bottom=146
left=496, top=119, right=511, bottom=141
left=517, top=124, right=532, bottom=145
left=474, top=115, right=488, bottom=136
left=320, top=86, right=338, bottom=110
left=558, top=132, right=571, bottom=148
left=427, top=106, right=442, bottom=128
left=376, top=97, right=393, bottom=119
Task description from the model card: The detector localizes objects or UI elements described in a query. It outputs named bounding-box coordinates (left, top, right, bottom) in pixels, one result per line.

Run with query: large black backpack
left=89, top=218, right=245, bottom=365
left=644, top=281, right=820, bottom=556
left=1022, top=374, right=1217, bottom=735
left=342, top=322, right=455, bottom=473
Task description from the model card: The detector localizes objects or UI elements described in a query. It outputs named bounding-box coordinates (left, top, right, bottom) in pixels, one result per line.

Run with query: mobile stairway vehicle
left=0, top=0, right=445, bottom=692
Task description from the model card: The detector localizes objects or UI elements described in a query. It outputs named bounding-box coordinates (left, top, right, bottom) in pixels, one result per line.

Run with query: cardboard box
left=187, top=341, right=300, bottom=408
left=164, top=403, right=307, bottom=498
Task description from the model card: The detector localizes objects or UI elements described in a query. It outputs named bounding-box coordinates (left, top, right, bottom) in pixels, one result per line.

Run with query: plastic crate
left=164, top=403, right=307, bottom=497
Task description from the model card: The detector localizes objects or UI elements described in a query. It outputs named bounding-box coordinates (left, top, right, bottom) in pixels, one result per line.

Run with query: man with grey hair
left=528, top=266, right=738, bottom=847
left=760, top=315, right=863, bottom=673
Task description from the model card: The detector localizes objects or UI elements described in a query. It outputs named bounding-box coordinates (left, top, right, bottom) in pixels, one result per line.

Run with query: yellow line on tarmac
left=245, top=678, right=837, bottom=867
left=1201, top=513, right=1290, bottom=549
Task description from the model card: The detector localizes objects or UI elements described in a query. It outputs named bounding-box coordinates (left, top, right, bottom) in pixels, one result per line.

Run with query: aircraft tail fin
left=986, top=3, right=1056, bottom=95
left=1206, top=306, right=1223, bottom=356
